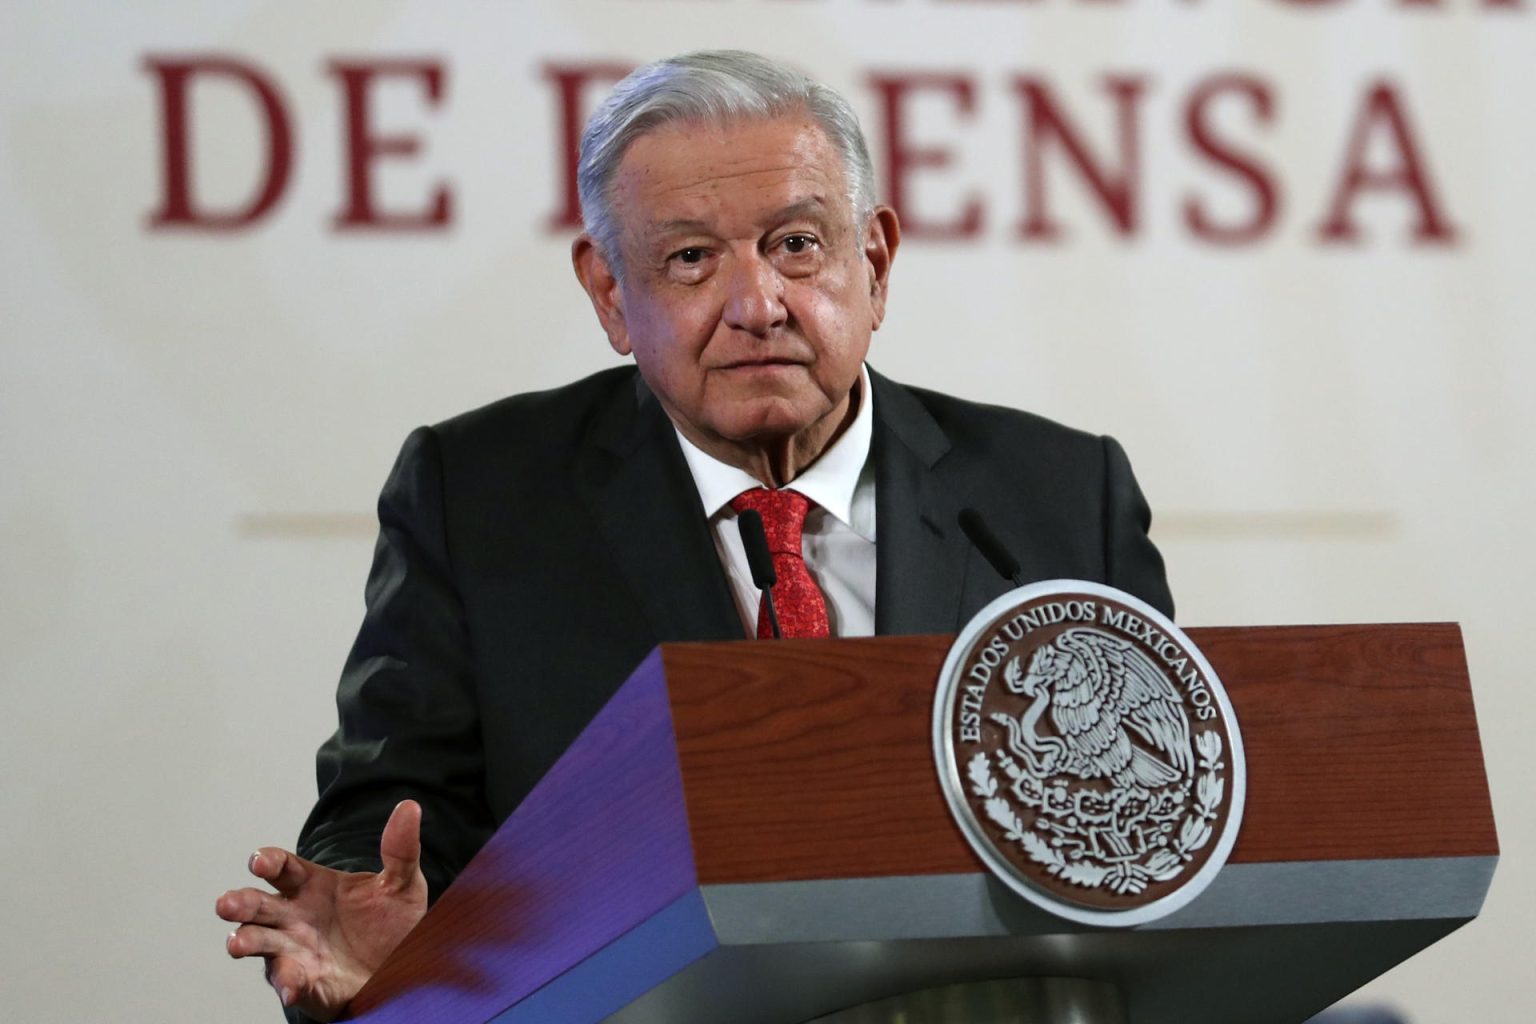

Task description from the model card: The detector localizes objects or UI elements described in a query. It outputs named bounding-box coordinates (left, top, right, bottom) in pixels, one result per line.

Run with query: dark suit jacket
left=296, top=366, right=1172, bottom=898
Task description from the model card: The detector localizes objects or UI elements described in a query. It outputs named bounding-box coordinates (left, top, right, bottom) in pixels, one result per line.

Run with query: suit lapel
left=870, top=370, right=976, bottom=635
left=572, top=368, right=993, bottom=641
left=572, top=373, right=745, bottom=644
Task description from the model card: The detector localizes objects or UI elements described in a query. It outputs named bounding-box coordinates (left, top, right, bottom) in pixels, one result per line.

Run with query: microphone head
left=736, top=509, right=777, bottom=590
left=958, top=507, right=1022, bottom=585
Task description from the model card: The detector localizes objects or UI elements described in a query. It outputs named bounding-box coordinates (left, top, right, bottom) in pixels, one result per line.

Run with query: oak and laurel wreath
left=966, top=729, right=1226, bottom=893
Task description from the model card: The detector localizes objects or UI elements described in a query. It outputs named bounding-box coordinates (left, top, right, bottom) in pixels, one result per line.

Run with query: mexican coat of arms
left=933, top=581, right=1245, bottom=926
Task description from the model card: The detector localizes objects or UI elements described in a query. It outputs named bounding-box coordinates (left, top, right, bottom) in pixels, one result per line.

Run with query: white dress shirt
left=674, top=366, right=878, bottom=638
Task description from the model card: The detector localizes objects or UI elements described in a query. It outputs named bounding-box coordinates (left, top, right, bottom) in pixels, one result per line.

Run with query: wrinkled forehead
left=609, top=115, right=855, bottom=236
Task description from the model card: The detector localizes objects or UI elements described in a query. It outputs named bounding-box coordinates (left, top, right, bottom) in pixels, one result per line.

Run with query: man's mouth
left=719, top=356, right=804, bottom=369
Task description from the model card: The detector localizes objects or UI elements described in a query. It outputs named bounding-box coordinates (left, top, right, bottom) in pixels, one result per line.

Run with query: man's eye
left=673, top=247, right=706, bottom=265
left=781, top=235, right=817, bottom=254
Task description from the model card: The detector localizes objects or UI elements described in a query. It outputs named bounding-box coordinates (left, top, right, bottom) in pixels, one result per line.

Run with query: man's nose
left=721, top=254, right=787, bottom=336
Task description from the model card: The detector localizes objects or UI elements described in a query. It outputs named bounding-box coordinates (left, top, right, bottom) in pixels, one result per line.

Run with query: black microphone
left=736, top=509, right=782, bottom=639
left=958, top=507, right=1025, bottom=588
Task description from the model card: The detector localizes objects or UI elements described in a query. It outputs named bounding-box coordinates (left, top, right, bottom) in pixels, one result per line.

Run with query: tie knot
left=731, top=487, right=811, bottom=555
left=730, top=487, right=829, bottom=639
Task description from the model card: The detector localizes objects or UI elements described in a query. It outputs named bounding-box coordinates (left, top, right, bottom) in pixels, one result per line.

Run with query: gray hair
left=577, top=50, right=876, bottom=271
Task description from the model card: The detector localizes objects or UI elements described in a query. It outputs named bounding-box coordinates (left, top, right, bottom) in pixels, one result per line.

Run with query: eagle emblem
left=934, top=583, right=1244, bottom=926
left=996, top=628, right=1194, bottom=791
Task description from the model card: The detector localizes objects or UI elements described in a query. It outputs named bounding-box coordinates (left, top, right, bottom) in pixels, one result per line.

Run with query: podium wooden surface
left=345, top=623, right=1497, bottom=1024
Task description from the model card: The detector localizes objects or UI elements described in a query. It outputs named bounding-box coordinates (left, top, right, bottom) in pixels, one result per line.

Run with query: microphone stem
left=762, top=589, right=783, bottom=640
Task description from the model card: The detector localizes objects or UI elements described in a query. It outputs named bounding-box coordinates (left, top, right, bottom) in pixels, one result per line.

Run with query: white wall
left=2, top=2, right=1531, bottom=1021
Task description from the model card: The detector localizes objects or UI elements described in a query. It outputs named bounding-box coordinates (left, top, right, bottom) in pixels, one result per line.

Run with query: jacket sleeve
left=1101, top=435, right=1176, bottom=621
left=295, top=426, right=496, bottom=902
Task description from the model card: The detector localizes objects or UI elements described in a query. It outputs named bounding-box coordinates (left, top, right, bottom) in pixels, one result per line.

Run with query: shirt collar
left=675, top=365, right=875, bottom=538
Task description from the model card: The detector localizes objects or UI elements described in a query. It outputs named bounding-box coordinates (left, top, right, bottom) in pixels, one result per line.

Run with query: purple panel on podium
left=487, top=888, right=717, bottom=1023
left=347, top=649, right=700, bottom=1024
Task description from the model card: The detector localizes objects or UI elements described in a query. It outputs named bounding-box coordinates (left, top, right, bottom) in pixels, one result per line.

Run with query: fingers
left=228, top=932, right=311, bottom=1016
left=215, top=886, right=300, bottom=928
left=378, top=800, right=423, bottom=891
left=249, top=846, right=311, bottom=896
left=264, top=957, right=310, bottom=1015
left=225, top=922, right=303, bottom=961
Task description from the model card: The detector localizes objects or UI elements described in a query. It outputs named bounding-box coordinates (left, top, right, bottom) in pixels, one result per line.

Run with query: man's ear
left=572, top=234, right=630, bottom=356
left=862, top=205, right=901, bottom=330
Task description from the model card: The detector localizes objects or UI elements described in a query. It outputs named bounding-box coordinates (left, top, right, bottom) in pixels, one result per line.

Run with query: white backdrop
left=2, top=2, right=1532, bottom=1021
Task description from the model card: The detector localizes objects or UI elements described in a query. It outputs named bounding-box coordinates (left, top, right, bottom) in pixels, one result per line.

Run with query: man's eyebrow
left=649, top=217, right=712, bottom=236
left=771, top=197, right=832, bottom=223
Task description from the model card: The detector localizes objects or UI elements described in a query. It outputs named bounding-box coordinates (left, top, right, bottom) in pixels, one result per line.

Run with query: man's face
left=574, top=115, right=898, bottom=464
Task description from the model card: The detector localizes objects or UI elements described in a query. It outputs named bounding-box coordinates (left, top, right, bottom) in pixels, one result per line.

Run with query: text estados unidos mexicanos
left=956, top=600, right=1218, bottom=744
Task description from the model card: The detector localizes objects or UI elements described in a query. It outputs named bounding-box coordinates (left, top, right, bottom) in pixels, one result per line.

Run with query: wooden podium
left=344, top=624, right=1496, bottom=1024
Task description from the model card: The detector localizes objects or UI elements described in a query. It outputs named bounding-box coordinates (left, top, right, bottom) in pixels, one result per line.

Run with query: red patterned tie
left=730, top=488, right=830, bottom=639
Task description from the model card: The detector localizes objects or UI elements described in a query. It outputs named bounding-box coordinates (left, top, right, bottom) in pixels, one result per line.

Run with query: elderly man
left=217, top=50, right=1172, bottom=1020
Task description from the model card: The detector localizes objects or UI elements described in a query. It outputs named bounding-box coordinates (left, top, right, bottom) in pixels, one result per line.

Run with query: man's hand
left=216, top=800, right=429, bottom=1021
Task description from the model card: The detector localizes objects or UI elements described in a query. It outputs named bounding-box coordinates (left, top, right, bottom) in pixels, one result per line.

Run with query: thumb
left=378, top=799, right=424, bottom=891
